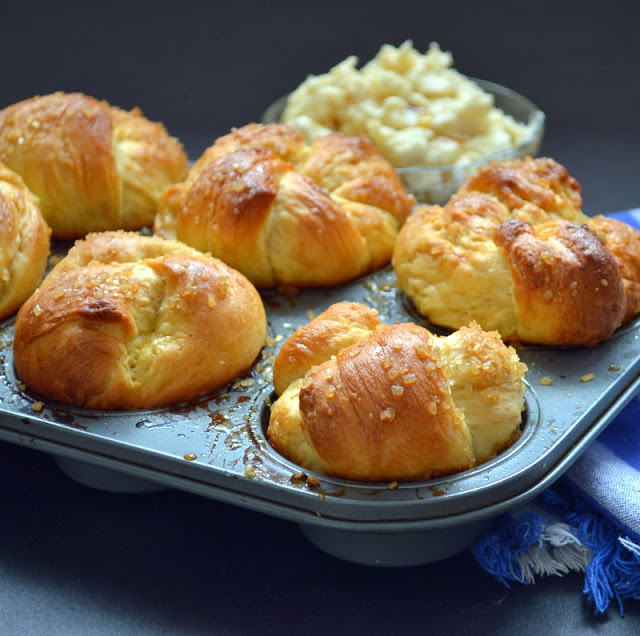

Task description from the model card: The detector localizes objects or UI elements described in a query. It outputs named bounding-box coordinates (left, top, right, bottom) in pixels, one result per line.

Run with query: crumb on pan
left=306, top=475, right=320, bottom=488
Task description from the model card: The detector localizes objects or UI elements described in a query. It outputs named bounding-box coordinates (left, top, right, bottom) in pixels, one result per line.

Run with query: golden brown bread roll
left=154, top=123, right=415, bottom=287
left=0, top=92, right=189, bottom=239
left=13, top=231, right=267, bottom=410
left=268, top=302, right=527, bottom=481
left=393, top=157, right=640, bottom=346
left=0, top=163, right=50, bottom=321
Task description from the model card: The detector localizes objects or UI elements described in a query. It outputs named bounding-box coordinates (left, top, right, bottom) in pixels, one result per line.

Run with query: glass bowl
left=262, top=78, right=545, bottom=205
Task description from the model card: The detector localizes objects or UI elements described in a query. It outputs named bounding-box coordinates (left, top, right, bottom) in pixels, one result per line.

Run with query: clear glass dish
left=262, top=78, right=546, bottom=205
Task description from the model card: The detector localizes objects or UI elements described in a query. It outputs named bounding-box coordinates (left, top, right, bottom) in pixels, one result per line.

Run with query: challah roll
left=154, top=123, right=415, bottom=287
left=0, top=163, right=50, bottom=321
left=393, top=157, right=640, bottom=346
left=13, top=231, right=267, bottom=410
left=268, top=302, right=527, bottom=482
left=0, top=92, right=188, bottom=239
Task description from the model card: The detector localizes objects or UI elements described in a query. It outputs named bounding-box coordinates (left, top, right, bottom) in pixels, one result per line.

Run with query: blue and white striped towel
left=472, top=209, right=640, bottom=615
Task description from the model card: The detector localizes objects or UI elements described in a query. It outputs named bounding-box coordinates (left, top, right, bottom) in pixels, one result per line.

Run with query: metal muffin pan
left=0, top=266, right=639, bottom=566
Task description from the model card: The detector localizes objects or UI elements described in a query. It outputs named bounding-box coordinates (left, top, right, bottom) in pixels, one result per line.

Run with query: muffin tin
left=0, top=265, right=639, bottom=566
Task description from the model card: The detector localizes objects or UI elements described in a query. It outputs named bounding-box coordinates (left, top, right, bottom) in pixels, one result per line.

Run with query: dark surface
left=0, top=439, right=638, bottom=635
left=4, top=0, right=640, bottom=215
left=1, top=1, right=640, bottom=633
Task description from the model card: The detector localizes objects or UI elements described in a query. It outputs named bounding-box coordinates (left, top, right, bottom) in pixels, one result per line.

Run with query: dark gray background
left=1, top=1, right=639, bottom=633
left=4, top=0, right=639, bottom=214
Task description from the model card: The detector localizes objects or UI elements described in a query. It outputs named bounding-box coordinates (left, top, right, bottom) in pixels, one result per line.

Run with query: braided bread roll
left=0, top=163, right=50, bottom=321
left=393, top=157, right=640, bottom=346
left=13, top=231, right=267, bottom=410
left=0, top=92, right=189, bottom=239
left=154, top=123, right=415, bottom=287
left=268, top=302, right=526, bottom=481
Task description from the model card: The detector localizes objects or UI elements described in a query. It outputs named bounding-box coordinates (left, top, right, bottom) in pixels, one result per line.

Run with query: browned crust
left=0, top=92, right=187, bottom=239
left=463, top=156, right=583, bottom=219
left=590, top=214, right=640, bottom=324
left=494, top=218, right=625, bottom=345
left=296, top=323, right=473, bottom=481
left=13, top=232, right=266, bottom=410
left=155, top=123, right=415, bottom=287
left=0, top=163, right=51, bottom=320
left=272, top=301, right=381, bottom=396
left=393, top=156, right=640, bottom=346
left=267, top=303, right=526, bottom=482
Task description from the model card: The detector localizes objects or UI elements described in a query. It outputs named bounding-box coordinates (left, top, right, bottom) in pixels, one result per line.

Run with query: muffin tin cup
left=1, top=266, right=639, bottom=566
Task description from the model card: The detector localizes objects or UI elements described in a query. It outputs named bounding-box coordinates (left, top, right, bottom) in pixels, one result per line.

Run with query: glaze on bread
left=393, top=157, right=640, bottom=346
left=154, top=123, right=414, bottom=287
left=13, top=232, right=267, bottom=409
left=268, top=302, right=526, bottom=481
left=589, top=215, right=640, bottom=325
left=0, top=163, right=50, bottom=321
left=0, top=92, right=189, bottom=239
left=272, top=301, right=381, bottom=395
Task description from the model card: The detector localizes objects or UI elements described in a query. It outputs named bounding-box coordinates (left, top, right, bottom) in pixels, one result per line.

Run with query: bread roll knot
left=393, top=156, right=640, bottom=346
left=13, top=231, right=267, bottom=409
left=154, top=123, right=415, bottom=287
left=268, top=302, right=526, bottom=481
left=0, top=92, right=189, bottom=239
left=0, top=162, right=50, bottom=321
